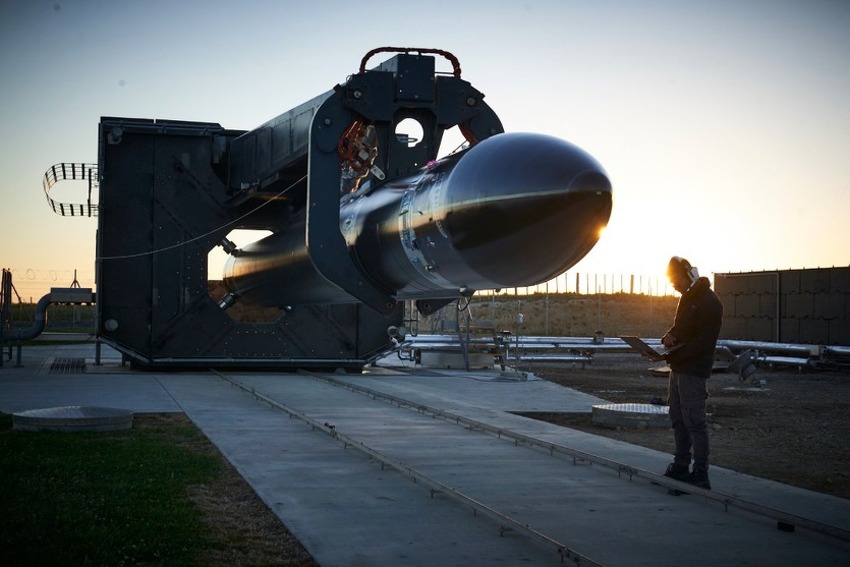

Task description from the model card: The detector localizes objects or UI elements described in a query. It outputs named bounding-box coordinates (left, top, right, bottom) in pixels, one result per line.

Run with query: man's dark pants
left=668, top=371, right=709, bottom=471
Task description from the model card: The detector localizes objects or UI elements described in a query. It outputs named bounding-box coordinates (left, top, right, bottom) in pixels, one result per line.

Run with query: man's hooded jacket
left=665, top=277, right=723, bottom=378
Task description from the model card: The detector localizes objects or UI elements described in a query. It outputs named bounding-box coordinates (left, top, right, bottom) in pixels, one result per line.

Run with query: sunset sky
left=1, top=0, right=848, bottom=299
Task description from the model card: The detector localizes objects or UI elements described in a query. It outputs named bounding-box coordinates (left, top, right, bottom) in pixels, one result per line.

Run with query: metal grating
left=49, top=357, right=86, bottom=374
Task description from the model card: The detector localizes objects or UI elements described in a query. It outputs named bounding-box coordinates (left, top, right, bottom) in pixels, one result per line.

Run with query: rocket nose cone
left=443, top=132, right=612, bottom=287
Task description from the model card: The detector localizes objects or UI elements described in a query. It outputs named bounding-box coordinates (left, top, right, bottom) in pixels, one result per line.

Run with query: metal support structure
left=82, top=48, right=612, bottom=369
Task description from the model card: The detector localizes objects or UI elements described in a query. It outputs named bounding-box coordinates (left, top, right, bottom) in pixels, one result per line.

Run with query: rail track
left=212, top=369, right=850, bottom=566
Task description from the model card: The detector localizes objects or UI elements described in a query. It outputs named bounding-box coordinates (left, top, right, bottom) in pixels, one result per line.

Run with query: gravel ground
left=523, top=353, right=850, bottom=500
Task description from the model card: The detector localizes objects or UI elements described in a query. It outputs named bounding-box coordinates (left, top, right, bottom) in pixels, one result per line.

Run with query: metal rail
left=41, top=162, right=98, bottom=217
left=309, top=372, right=850, bottom=544
left=398, top=334, right=850, bottom=372
left=212, top=370, right=603, bottom=566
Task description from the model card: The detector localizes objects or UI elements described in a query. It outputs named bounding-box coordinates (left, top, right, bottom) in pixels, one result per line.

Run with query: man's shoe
left=663, top=463, right=690, bottom=482
left=688, top=469, right=712, bottom=490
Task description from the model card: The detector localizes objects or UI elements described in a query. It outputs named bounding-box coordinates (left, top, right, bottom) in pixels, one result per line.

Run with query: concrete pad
left=157, top=373, right=560, bottom=565
left=223, top=372, right=850, bottom=566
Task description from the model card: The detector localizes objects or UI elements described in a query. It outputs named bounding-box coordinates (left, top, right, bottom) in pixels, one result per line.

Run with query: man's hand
left=642, top=351, right=666, bottom=363
left=661, top=332, right=678, bottom=348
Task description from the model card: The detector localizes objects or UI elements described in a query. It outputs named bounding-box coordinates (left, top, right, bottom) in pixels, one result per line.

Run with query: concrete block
left=746, top=317, right=776, bottom=342
left=748, top=273, right=778, bottom=294
left=714, top=274, right=743, bottom=295
left=814, top=293, right=845, bottom=319
left=784, top=293, right=814, bottom=319
left=828, top=319, right=850, bottom=346
left=719, top=318, right=746, bottom=340
left=801, top=269, right=831, bottom=293
left=759, top=293, right=778, bottom=318
left=781, top=270, right=801, bottom=293
left=828, top=267, right=850, bottom=293
left=719, top=294, right=736, bottom=317
left=779, top=318, right=801, bottom=344
left=800, top=319, right=830, bottom=344
left=736, top=294, right=761, bottom=318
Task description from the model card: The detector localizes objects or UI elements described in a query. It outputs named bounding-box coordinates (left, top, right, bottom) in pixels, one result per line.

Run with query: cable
left=97, top=174, right=307, bottom=261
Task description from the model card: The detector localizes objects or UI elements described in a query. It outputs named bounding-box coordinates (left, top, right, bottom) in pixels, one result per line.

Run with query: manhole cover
left=591, top=403, right=669, bottom=429
left=12, top=406, right=133, bottom=432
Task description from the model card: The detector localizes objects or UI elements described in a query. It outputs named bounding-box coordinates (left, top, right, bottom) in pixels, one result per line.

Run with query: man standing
left=659, top=256, right=723, bottom=489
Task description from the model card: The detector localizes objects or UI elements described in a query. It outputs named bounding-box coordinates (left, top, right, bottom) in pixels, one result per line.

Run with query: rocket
left=223, top=131, right=611, bottom=308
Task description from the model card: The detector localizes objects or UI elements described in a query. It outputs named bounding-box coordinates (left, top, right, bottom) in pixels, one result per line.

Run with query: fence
left=472, top=272, right=680, bottom=298
left=0, top=268, right=96, bottom=304
left=420, top=291, right=679, bottom=339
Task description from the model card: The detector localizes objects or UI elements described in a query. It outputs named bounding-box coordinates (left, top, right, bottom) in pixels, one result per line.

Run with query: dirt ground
left=133, top=413, right=319, bottom=567
left=524, top=354, right=850, bottom=500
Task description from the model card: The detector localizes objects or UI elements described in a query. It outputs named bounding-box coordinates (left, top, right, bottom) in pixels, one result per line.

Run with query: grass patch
left=0, top=412, right=221, bottom=566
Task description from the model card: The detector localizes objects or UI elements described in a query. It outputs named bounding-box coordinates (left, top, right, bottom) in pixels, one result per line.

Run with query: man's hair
left=667, top=256, right=699, bottom=283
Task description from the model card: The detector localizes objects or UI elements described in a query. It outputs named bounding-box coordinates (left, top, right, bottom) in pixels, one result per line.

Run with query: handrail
left=42, top=163, right=99, bottom=217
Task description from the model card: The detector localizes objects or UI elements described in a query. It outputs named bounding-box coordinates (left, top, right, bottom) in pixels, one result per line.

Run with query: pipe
left=0, top=293, right=51, bottom=341
left=1, top=289, right=96, bottom=342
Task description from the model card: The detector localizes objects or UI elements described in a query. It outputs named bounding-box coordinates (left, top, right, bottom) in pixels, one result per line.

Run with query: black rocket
left=223, top=131, right=612, bottom=306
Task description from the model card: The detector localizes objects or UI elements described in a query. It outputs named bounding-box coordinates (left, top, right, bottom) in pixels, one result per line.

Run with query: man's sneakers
left=663, top=463, right=712, bottom=494
left=688, top=468, right=712, bottom=490
left=663, top=463, right=690, bottom=482
left=663, top=463, right=690, bottom=495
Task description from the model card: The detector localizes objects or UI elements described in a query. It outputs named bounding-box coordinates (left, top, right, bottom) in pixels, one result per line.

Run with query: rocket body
left=223, top=132, right=612, bottom=306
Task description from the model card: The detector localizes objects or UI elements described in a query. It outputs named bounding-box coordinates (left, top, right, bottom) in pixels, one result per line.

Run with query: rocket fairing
left=223, top=132, right=612, bottom=307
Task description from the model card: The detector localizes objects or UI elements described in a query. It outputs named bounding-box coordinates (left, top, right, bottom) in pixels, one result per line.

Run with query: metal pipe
left=0, top=288, right=97, bottom=342
left=0, top=293, right=51, bottom=342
